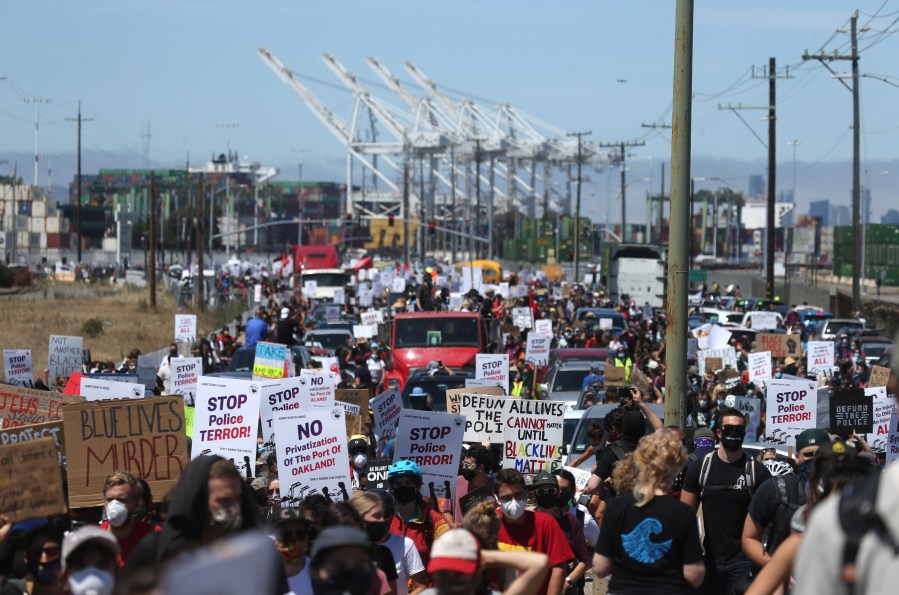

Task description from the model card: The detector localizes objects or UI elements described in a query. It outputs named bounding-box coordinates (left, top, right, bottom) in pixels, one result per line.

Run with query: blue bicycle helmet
left=388, top=459, right=422, bottom=482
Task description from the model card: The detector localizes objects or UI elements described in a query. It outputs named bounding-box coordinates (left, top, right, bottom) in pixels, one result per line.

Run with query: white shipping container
left=29, top=217, right=45, bottom=234
left=16, top=231, right=29, bottom=247
left=46, top=217, right=60, bottom=234
left=40, top=232, right=48, bottom=249
left=102, top=238, right=118, bottom=252
left=32, top=200, right=47, bottom=218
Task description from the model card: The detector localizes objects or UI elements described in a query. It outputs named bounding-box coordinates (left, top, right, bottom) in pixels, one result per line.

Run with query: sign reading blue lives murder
left=393, top=410, right=465, bottom=498
left=502, top=399, right=566, bottom=473
left=192, top=377, right=261, bottom=479
left=274, top=407, right=350, bottom=506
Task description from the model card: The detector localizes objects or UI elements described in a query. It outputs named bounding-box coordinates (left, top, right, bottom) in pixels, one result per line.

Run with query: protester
left=99, top=471, right=161, bottom=565
left=387, top=460, right=448, bottom=566
left=61, top=526, right=119, bottom=595
left=22, top=525, right=65, bottom=595
left=442, top=444, right=495, bottom=527
left=531, top=472, right=590, bottom=595
left=308, top=526, right=380, bottom=595
left=267, top=507, right=313, bottom=594
left=350, top=491, right=421, bottom=595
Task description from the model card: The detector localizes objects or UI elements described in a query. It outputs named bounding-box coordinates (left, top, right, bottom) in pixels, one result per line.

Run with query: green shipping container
left=866, top=224, right=899, bottom=244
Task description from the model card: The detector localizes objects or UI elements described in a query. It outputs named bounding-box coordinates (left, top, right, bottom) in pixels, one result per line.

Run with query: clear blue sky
left=1, top=1, right=898, bottom=217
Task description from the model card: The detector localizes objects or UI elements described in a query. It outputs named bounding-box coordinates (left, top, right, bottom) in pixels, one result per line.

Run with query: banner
left=748, top=351, right=772, bottom=387
left=3, top=349, right=33, bottom=387
left=193, top=378, right=261, bottom=479
left=807, top=341, right=834, bottom=377
left=734, top=395, right=762, bottom=442
left=274, top=407, right=350, bottom=505
left=866, top=387, right=892, bottom=453
left=0, top=420, right=66, bottom=467
left=80, top=376, right=144, bottom=401
left=252, top=342, right=288, bottom=381
left=174, top=315, right=197, bottom=344
left=829, top=389, right=873, bottom=438
left=525, top=333, right=551, bottom=367
left=371, top=389, right=402, bottom=450
left=48, top=335, right=83, bottom=380
left=476, top=354, right=509, bottom=387
left=534, top=319, right=552, bottom=336
left=393, top=410, right=465, bottom=498
left=0, top=438, right=67, bottom=521
left=753, top=334, right=801, bottom=359
left=764, top=378, right=817, bottom=446
left=696, top=347, right=737, bottom=376
left=0, top=385, right=82, bottom=429
left=869, top=365, right=891, bottom=389
left=171, top=357, right=202, bottom=405
left=460, top=393, right=512, bottom=443
left=447, top=385, right=505, bottom=415
left=502, top=399, right=566, bottom=473
left=63, top=396, right=187, bottom=507
left=749, top=311, right=779, bottom=331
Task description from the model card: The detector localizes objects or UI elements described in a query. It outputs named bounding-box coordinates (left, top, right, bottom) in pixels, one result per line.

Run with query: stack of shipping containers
left=834, top=224, right=899, bottom=286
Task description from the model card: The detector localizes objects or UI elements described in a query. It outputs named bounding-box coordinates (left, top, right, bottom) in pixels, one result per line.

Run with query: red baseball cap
left=427, top=529, right=481, bottom=575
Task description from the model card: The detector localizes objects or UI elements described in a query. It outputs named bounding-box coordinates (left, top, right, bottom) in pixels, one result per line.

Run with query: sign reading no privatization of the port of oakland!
left=80, top=377, right=144, bottom=401
left=171, top=357, right=202, bottom=405
left=192, top=377, right=261, bottom=479
left=393, top=410, right=465, bottom=499
left=298, top=370, right=337, bottom=407
left=502, top=399, right=566, bottom=474
left=476, top=354, right=509, bottom=387
left=3, top=350, right=33, bottom=387
left=48, top=335, right=82, bottom=381
left=174, top=315, right=197, bottom=344
left=252, top=342, right=288, bottom=381
left=763, top=378, right=817, bottom=446
left=274, top=407, right=350, bottom=506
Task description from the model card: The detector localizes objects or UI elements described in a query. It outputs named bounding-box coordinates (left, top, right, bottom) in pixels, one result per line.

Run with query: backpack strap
left=608, top=444, right=627, bottom=462
left=743, top=459, right=757, bottom=493
left=699, top=452, right=715, bottom=492
left=774, top=476, right=790, bottom=508
left=838, top=472, right=898, bottom=588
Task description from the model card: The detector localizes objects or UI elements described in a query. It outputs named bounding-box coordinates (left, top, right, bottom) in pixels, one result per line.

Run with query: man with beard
left=681, top=408, right=772, bottom=595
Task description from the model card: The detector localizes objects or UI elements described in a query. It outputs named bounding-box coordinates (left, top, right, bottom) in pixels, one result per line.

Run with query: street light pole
left=567, top=130, right=591, bottom=284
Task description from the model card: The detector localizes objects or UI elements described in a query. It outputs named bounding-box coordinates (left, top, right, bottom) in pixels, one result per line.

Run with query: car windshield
left=563, top=417, right=580, bottom=447
left=394, top=317, right=481, bottom=348
left=301, top=272, right=347, bottom=286
left=401, top=378, right=468, bottom=412
left=570, top=418, right=602, bottom=454
left=553, top=369, right=589, bottom=393
left=863, top=344, right=890, bottom=358
left=306, top=332, right=351, bottom=352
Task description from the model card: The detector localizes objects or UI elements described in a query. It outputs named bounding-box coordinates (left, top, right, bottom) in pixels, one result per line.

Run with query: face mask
left=460, top=469, right=477, bottom=481
left=352, top=453, right=368, bottom=470
left=364, top=520, right=390, bottom=542
left=27, top=559, right=61, bottom=584
left=774, top=372, right=783, bottom=379
left=501, top=498, right=527, bottom=521
left=106, top=499, right=130, bottom=528
left=311, top=568, right=373, bottom=595
left=720, top=426, right=746, bottom=452
left=556, top=490, right=573, bottom=508
left=210, top=503, right=242, bottom=533
left=617, top=353, right=626, bottom=360
left=392, top=486, right=417, bottom=505
left=169, top=349, right=179, bottom=358
left=275, top=539, right=307, bottom=563
left=268, top=495, right=282, bottom=507
left=717, top=399, right=726, bottom=408
left=67, top=567, right=115, bottom=595
left=797, top=457, right=816, bottom=480
left=535, top=493, right=557, bottom=509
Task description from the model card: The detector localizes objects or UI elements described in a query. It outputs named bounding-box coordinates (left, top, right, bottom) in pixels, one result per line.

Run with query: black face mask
left=535, top=493, right=557, bottom=509
left=720, top=426, right=746, bottom=452
left=392, top=486, right=417, bottom=505
left=311, top=568, right=374, bottom=595
left=364, top=520, right=390, bottom=543
left=26, top=559, right=61, bottom=585
left=460, top=469, right=477, bottom=481
left=556, top=490, right=573, bottom=508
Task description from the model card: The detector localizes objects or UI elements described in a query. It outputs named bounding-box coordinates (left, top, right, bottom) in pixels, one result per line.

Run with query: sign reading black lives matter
left=829, top=389, right=873, bottom=438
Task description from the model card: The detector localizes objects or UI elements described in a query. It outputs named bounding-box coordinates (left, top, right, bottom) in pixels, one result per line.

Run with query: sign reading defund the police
left=193, top=378, right=261, bottom=479
left=503, top=399, right=566, bottom=473
left=866, top=387, right=892, bottom=453
left=393, top=410, right=465, bottom=498
left=48, top=335, right=82, bottom=380
left=171, top=357, right=202, bottom=405
left=274, top=407, right=350, bottom=506
left=807, top=341, right=834, bottom=377
left=460, top=394, right=513, bottom=443
left=174, top=314, right=197, bottom=344
left=525, top=333, right=551, bottom=367
left=764, top=378, right=817, bottom=446
left=3, top=350, right=33, bottom=387
left=476, top=354, right=509, bottom=387
left=63, top=396, right=187, bottom=507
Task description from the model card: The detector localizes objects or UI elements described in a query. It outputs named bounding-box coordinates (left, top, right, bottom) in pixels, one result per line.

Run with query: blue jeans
left=698, top=558, right=752, bottom=595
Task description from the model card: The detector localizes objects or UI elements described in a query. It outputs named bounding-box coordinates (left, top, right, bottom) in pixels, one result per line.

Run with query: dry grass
left=0, top=281, right=232, bottom=373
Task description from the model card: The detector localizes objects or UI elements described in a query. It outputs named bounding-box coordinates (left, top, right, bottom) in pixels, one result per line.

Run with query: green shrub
left=81, top=317, right=105, bottom=338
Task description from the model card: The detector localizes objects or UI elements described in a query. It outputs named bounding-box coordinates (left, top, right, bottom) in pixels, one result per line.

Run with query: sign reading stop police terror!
left=503, top=399, right=566, bottom=473
left=171, top=357, right=202, bottom=405
left=476, top=354, right=509, bottom=387
left=192, top=378, right=261, bottom=479
left=393, top=410, right=465, bottom=498
left=763, top=378, right=817, bottom=446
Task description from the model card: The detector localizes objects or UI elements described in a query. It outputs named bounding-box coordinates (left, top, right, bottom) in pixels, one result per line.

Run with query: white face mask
left=501, top=498, right=527, bottom=521
left=67, top=567, right=115, bottom=595
left=105, top=499, right=129, bottom=528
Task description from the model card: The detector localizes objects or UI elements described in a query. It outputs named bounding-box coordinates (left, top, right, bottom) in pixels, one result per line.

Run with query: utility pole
left=197, top=172, right=205, bottom=312
left=567, top=131, right=591, bottom=283
left=641, top=123, right=672, bottom=245
left=66, top=101, right=93, bottom=263
left=803, top=11, right=860, bottom=310
left=23, top=98, right=49, bottom=188
left=474, top=139, right=482, bottom=260
left=149, top=172, right=157, bottom=310
left=403, top=154, right=410, bottom=266
left=598, top=140, right=645, bottom=232
left=10, top=162, right=17, bottom=264
left=665, top=0, right=694, bottom=428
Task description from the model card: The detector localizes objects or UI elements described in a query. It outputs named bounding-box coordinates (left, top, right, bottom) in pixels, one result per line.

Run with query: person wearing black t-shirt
left=681, top=407, right=771, bottom=595
left=594, top=429, right=705, bottom=594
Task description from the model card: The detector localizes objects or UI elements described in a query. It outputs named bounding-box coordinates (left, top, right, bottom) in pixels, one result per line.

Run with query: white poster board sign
left=174, top=315, right=197, bottom=344
left=512, top=307, right=533, bottom=330
left=866, top=387, right=892, bottom=453
left=525, top=333, right=551, bottom=367
left=534, top=319, right=553, bottom=336
left=303, top=281, right=318, bottom=299
left=476, top=354, right=509, bottom=387
left=807, top=341, right=834, bottom=377
left=192, top=377, right=261, bottom=479
left=361, top=310, right=383, bottom=326
left=80, top=377, right=144, bottom=401
left=299, top=370, right=337, bottom=407
left=696, top=347, right=738, bottom=376
left=460, top=393, right=512, bottom=443
left=460, top=267, right=483, bottom=295
left=734, top=395, right=762, bottom=442
left=171, top=357, right=202, bottom=405
left=763, top=378, right=817, bottom=446
left=3, top=350, right=34, bottom=387
left=370, top=388, right=402, bottom=449
left=274, top=407, right=350, bottom=505
left=503, top=399, right=566, bottom=473
left=333, top=288, right=345, bottom=305
left=393, top=410, right=465, bottom=498
left=748, top=351, right=772, bottom=387
left=48, top=335, right=83, bottom=381
left=391, top=278, right=406, bottom=294
left=749, top=311, right=779, bottom=331
left=353, top=325, right=376, bottom=339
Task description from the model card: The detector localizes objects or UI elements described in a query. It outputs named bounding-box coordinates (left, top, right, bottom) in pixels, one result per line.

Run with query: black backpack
left=837, top=472, right=899, bottom=591
left=698, top=451, right=761, bottom=494
left=599, top=442, right=634, bottom=501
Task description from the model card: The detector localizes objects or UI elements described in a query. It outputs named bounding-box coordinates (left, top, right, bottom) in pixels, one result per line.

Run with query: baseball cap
left=427, top=529, right=481, bottom=575
left=796, top=428, right=831, bottom=451
left=531, top=471, right=558, bottom=487
left=266, top=507, right=309, bottom=531
left=694, top=427, right=716, bottom=441
left=61, top=526, right=119, bottom=569
left=251, top=476, right=270, bottom=491
left=310, top=526, right=371, bottom=564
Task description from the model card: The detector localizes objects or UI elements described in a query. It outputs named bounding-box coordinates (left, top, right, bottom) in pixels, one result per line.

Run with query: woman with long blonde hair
left=593, top=428, right=706, bottom=594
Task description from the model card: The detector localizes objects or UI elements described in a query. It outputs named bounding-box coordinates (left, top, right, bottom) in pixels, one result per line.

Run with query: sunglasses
left=534, top=487, right=558, bottom=497
left=461, top=461, right=478, bottom=470
left=497, top=491, right=527, bottom=504
left=27, top=545, right=61, bottom=561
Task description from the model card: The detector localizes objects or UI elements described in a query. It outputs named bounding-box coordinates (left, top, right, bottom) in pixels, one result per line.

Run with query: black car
left=208, top=344, right=312, bottom=379
left=401, top=370, right=476, bottom=412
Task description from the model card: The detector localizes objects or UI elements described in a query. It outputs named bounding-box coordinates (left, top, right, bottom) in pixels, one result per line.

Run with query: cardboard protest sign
left=274, top=407, right=350, bottom=505
left=336, top=389, right=371, bottom=426
left=869, top=365, right=891, bottom=389
left=393, top=410, right=465, bottom=498
left=888, top=410, right=899, bottom=465
left=192, top=378, right=261, bottom=479
left=476, top=354, right=509, bottom=387
left=807, top=341, right=834, bottom=377
left=0, top=385, right=82, bottom=429
left=459, top=484, right=493, bottom=516
left=866, top=387, right=892, bottom=453
left=63, top=396, right=187, bottom=507
left=299, top=370, right=337, bottom=407
left=525, top=333, right=551, bottom=367
left=80, top=376, right=144, bottom=401
left=3, top=349, right=34, bottom=387
left=704, top=358, right=724, bottom=374
left=604, top=366, right=626, bottom=387
left=752, top=334, right=801, bottom=359
left=0, top=438, right=66, bottom=521
left=734, top=396, right=762, bottom=442
left=764, top=378, right=817, bottom=446
left=171, top=357, right=202, bottom=405
left=697, top=347, right=737, bottom=376
left=174, top=314, right=197, bottom=344
left=446, top=385, right=505, bottom=415
left=252, top=342, right=288, bottom=381
left=534, top=319, right=552, bottom=336
left=48, top=335, right=83, bottom=381
left=748, top=351, right=772, bottom=387
left=363, top=460, right=391, bottom=491
left=371, top=388, right=402, bottom=450
left=460, top=394, right=513, bottom=443
left=512, top=307, right=533, bottom=330
left=829, top=389, right=873, bottom=438
left=0, top=420, right=66, bottom=467
left=503, top=399, right=566, bottom=473
left=749, top=311, right=778, bottom=331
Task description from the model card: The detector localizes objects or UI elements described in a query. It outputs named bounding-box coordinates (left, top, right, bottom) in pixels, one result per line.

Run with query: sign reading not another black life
left=829, top=389, right=873, bottom=438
